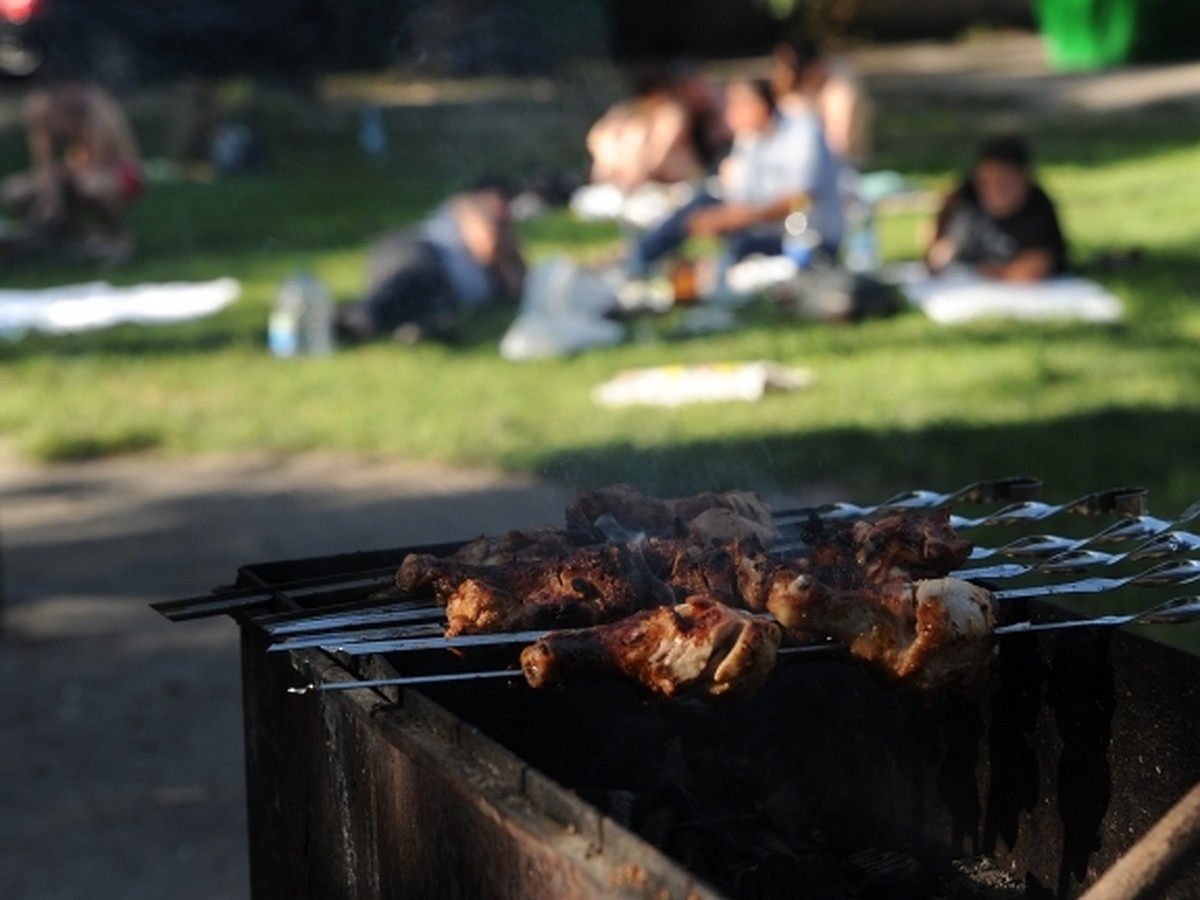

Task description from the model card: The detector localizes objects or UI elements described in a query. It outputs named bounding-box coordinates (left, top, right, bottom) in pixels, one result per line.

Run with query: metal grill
left=153, top=478, right=1200, bottom=900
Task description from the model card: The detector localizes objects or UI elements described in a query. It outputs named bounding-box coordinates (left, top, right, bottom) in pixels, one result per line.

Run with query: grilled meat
left=520, top=595, right=782, bottom=699
left=517, top=576, right=994, bottom=696
left=446, top=526, right=583, bottom=566
left=765, top=575, right=996, bottom=690
left=399, top=509, right=975, bottom=637
left=397, top=488, right=989, bottom=691
left=565, top=483, right=776, bottom=544
left=412, top=542, right=677, bottom=636
left=850, top=512, right=974, bottom=583
left=638, top=536, right=763, bottom=606
left=800, top=509, right=973, bottom=587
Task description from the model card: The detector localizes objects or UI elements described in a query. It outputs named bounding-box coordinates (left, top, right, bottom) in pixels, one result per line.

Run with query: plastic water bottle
left=269, top=273, right=334, bottom=357
left=782, top=211, right=822, bottom=269
left=842, top=200, right=880, bottom=273
left=358, top=105, right=387, bottom=164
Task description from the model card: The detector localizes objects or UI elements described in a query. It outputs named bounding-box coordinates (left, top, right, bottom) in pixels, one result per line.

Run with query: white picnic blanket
left=887, top=263, right=1123, bottom=325
left=0, top=277, right=241, bottom=336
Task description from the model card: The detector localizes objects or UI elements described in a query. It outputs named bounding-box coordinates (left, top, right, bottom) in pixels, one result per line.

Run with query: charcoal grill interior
left=156, top=481, right=1200, bottom=899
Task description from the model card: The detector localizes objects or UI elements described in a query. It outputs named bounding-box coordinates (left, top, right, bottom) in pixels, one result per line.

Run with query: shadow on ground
left=0, top=454, right=574, bottom=900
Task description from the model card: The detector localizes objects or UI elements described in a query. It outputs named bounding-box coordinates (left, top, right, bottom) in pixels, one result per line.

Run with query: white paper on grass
left=592, top=361, right=815, bottom=408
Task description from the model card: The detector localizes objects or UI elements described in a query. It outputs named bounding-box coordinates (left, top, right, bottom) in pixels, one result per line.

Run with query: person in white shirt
left=627, top=78, right=843, bottom=276
left=769, top=36, right=873, bottom=173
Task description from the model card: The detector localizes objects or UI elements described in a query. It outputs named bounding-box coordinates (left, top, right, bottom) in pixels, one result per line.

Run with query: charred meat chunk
left=766, top=575, right=996, bottom=691
left=520, top=595, right=782, bottom=699
left=402, top=542, right=677, bottom=636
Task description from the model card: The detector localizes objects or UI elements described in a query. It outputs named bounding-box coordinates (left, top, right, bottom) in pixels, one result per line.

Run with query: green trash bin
left=1035, top=0, right=1138, bottom=70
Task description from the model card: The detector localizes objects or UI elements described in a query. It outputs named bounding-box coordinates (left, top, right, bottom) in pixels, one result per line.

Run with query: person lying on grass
left=925, top=134, right=1068, bottom=282
left=336, top=176, right=526, bottom=344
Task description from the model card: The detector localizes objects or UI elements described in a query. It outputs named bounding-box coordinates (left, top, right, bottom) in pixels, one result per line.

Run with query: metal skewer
left=265, top=556, right=1200, bottom=657
left=275, top=627, right=559, bottom=655
left=286, top=595, right=1200, bottom=694
left=261, top=601, right=442, bottom=637
left=993, top=594, right=1200, bottom=635
left=773, top=482, right=1146, bottom=531
left=949, top=488, right=1151, bottom=531
left=773, top=491, right=1199, bottom=561
left=152, top=569, right=397, bottom=621
left=152, top=483, right=1192, bottom=626
left=269, top=622, right=446, bottom=652
left=257, top=522, right=1200, bottom=647
left=990, top=558, right=1200, bottom=601
left=288, top=668, right=521, bottom=694
left=961, top=529, right=1200, bottom=581
left=772, top=477, right=1044, bottom=526
left=265, top=555, right=1200, bottom=655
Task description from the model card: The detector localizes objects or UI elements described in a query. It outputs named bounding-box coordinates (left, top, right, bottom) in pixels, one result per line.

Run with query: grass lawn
left=1, top=65, right=1199, bottom=523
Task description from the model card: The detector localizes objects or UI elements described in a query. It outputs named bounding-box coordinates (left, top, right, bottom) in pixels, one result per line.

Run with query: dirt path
left=0, top=453, right=574, bottom=900
left=847, top=30, right=1200, bottom=112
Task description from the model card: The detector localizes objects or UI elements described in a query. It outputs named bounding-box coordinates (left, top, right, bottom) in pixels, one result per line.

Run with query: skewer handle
left=289, top=668, right=522, bottom=693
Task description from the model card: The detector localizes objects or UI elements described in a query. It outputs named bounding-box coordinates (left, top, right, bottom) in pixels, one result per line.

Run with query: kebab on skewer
left=520, top=594, right=783, bottom=700
left=396, top=508, right=973, bottom=635
left=393, top=486, right=993, bottom=697
left=283, top=484, right=1200, bottom=700
left=399, top=541, right=676, bottom=636
left=564, top=483, right=778, bottom=544
left=519, top=575, right=995, bottom=699
left=436, top=484, right=779, bottom=571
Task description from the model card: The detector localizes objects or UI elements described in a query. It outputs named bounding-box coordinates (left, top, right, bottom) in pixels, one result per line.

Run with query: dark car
left=0, top=0, right=333, bottom=85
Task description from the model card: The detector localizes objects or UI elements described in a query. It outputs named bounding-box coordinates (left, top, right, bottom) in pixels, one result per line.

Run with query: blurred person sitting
left=770, top=35, right=873, bottom=174
left=586, top=66, right=710, bottom=194
left=572, top=63, right=731, bottom=229
left=625, top=77, right=844, bottom=277
left=925, top=135, right=1067, bottom=283
left=663, top=59, right=731, bottom=180
left=336, top=178, right=526, bottom=344
left=1, top=70, right=144, bottom=264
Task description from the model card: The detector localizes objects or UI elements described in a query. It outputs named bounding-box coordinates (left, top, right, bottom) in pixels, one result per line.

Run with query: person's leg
left=724, top=229, right=840, bottom=269
left=2, top=166, right=73, bottom=235
left=627, top=191, right=720, bottom=277
left=54, top=164, right=140, bottom=263
left=352, top=238, right=458, bottom=340
left=723, top=229, right=783, bottom=262
left=70, top=165, right=131, bottom=234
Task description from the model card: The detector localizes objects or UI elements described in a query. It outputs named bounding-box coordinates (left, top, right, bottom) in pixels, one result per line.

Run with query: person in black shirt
left=926, top=135, right=1067, bottom=282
